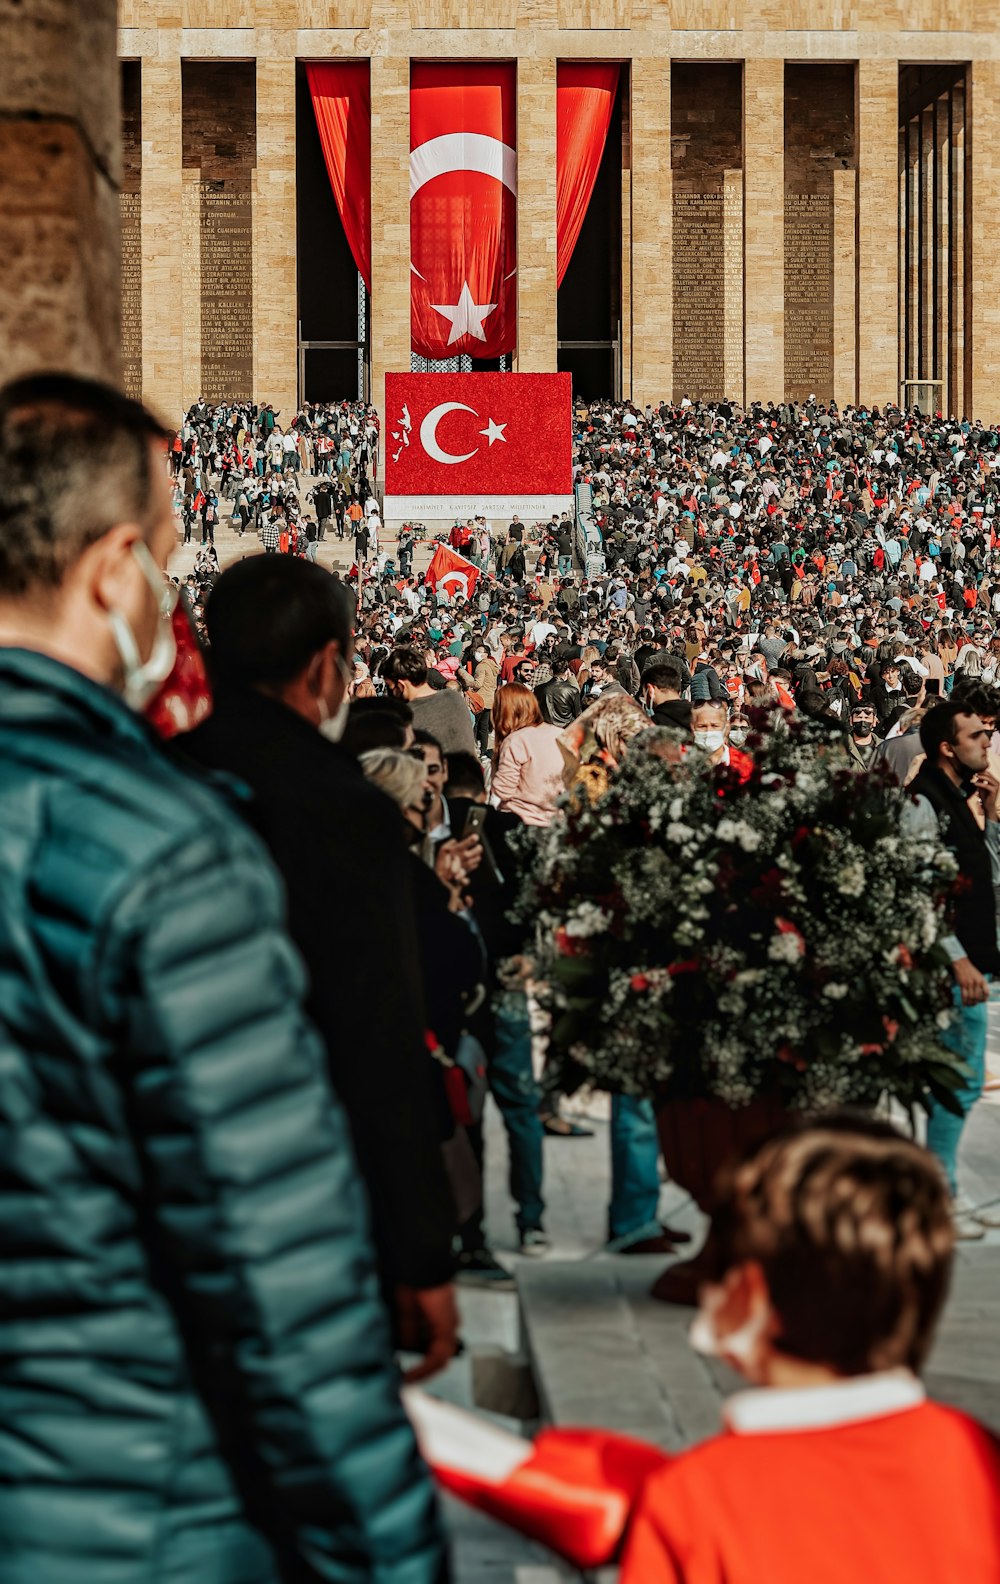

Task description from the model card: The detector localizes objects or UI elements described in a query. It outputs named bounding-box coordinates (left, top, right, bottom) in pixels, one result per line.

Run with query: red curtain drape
left=306, top=61, right=372, bottom=291
left=410, top=63, right=517, bottom=361
left=556, top=64, right=620, bottom=287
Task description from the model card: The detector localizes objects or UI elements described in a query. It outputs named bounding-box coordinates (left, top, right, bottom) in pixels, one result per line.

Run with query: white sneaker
left=953, top=1192, right=987, bottom=1239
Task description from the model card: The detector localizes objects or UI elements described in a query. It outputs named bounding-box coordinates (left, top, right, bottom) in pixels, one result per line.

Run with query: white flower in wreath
left=666, top=822, right=696, bottom=844
left=564, top=902, right=611, bottom=938
left=837, top=863, right=866, bottom=898
left=716, top=817, right=764, bottom=854
left=768, top=932, right=804, bottom=965
left=668, top=797, right=684, bottom=822
left=822, top=982, right=849, bottom=1000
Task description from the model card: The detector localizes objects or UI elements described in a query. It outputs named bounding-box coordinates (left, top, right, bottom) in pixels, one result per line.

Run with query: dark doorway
left=295, top=64, right=367, bottom=401
left=557, top=70, right=623, bottom=400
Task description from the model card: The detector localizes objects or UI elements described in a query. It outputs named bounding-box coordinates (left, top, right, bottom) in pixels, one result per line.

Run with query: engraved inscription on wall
left=673, top=192, right=724, bottom=402
left=121, top=191, right=143, bottom=402
left=200, top=184, right=253, bottom=403
left=784, top=191, right=833, bottom=402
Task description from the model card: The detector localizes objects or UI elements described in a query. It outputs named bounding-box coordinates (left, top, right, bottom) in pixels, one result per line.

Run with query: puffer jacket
left=0, top=649, right=446, bottom=1584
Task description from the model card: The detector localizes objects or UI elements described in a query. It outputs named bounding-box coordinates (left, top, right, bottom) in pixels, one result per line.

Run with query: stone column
left=253, top=58, right=297, bottom=419
left=832, top=166, right=857, bottom=409
left=630, top=58, right=671, bottom=407
left=369, top=54, right=411, bottom=424
left=141, top=55, right=185, bottom=419
left=516, top=57, right=558, bottom=373
left=856, top=60, right=898, bottom=409
left=0, top=0, right=121, bottom=386
left=723, top=169, right=744, bottom=405
left=967, top=60, right=1000, bottom=422
left=743, top=59, right=784, bottom=404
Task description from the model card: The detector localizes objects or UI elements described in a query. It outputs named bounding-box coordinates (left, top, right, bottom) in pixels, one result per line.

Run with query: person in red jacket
left=620, top=1118, right=1000, bottom=1584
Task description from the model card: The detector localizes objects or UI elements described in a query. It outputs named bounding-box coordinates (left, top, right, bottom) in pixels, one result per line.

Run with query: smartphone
left=461, top=803, right=488, bottom=841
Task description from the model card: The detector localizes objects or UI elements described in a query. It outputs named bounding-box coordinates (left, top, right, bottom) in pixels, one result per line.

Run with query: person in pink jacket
left=490, top=682, right=565, bottom=826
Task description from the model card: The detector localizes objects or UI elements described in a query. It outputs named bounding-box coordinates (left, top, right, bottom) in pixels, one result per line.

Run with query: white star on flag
left=431, top=281, right=498, bottom=345
left=479, top=418, right=507, bottom=447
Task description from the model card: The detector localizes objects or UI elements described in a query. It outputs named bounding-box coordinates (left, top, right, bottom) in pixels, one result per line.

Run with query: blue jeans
left=558, top=554, right=573, bottom=577
left=490, top=995, right=545, bottom=1233
left=926, top=983, right=988, bottom=1194
left=608, top=1094, right=661, bottom=1242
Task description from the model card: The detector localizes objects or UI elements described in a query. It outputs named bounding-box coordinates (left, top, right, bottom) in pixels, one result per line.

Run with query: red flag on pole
left=425, top=544, right=482, bottom=601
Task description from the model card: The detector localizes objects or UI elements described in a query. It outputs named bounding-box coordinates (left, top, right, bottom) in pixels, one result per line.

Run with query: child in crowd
left=621, top=1118, right=1000, bottom=1582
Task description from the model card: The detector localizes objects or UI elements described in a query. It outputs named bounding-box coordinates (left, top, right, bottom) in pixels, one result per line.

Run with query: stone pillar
left=631, top=58, right=671, bottom=407
left=967, top=60, right=1000, bottom=422
left=369, top=54, right=411, bottom=424
left=619, top=93, right=632, bottom=399
left=743, top=59, right=784, bottom=404
left=253, top=59, right=297, bottom=419
left=516, top=57, right=558, bottom=373
left=832, top=166, right=857, bottom=409
left=723, top=169, right=744, bottom=405
left=141, top=56, right=184, bottom=419
left=0, top=0, right=122, bottom=385
left=856, top=60, right=898, bottom=409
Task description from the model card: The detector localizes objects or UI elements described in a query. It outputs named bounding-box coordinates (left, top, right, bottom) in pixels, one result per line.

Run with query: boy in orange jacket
left=621, top=1118, right=1000, bottom=1583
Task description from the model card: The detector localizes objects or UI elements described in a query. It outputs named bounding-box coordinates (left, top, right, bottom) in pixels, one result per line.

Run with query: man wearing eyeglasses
left=0, top=374, right=447, bottom=1584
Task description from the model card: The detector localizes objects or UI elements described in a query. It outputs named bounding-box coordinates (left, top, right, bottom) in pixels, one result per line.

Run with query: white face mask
left=316, top=655, right=354, bottom=744
left=108, top=541, right=177, bottom=712
left=689, top=1279, right=772, bottom=1377
left=693, top=727, right=727, bottom=753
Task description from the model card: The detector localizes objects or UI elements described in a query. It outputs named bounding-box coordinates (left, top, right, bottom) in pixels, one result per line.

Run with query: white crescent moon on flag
left=420, top=402, right=480, bottom=465
left=410, top=133, right=518, bottom=201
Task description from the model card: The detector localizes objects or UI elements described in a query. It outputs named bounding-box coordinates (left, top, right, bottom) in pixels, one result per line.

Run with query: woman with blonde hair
left=490, top=682, right=565, bottom=826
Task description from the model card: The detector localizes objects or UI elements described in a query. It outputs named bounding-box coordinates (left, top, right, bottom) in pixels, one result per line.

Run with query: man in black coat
left=182, top=556, right=458, bottom=1381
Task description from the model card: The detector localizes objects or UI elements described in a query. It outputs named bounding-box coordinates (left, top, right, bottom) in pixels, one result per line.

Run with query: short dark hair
left=918, top=700, right=972, bottom=763
left=445, top=752, right=486, bottom=797
left=205, top=555, right=354, bottom=687
left=950, top=680, right=1000, bottom=720
left=0, top=372, right=170, bottom=594
left=642, top=660, right=685, bottom=692
left=381, top=645, right=429, bottom=687
left=412, top=728, right=444, bottom=760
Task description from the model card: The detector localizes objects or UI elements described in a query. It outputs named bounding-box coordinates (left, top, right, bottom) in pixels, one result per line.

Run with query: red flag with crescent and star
left=384, top=372, right=573, bottom=497
left=425, top=544, right=482, bottom=601
left=410, top=63, right=516, bottom=361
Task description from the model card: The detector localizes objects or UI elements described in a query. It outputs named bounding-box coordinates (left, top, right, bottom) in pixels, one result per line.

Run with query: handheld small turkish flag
left=425, top=544, right=482, bottom=602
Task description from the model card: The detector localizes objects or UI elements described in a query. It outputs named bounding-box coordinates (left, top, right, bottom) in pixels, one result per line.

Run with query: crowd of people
left=172, top=392, right=1000, bottom=1253
left=4, top=372, right=1000, bottom=1581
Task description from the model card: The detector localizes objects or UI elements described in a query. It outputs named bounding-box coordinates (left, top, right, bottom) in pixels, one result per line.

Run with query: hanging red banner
left=410, top=63, right=517, bottom=361
left=556, top=64, right=620, bottom=287
left=306, top=62, right=372, bottom=291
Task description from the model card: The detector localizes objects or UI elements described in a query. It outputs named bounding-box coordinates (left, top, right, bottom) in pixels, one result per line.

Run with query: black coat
left=181, top=686, right=455, bottom=1291
left=909, top=762, right=1000, bottom=975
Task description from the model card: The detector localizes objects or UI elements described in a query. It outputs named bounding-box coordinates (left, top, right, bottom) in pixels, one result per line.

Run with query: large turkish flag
left=410, top=64, right=516, bottom=361
left=384, top=372, right=573, bottom=497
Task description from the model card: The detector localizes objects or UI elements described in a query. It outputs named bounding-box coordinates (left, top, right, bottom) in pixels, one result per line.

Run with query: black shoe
left=518, top=1228, right=550, bottom=1257
left=540, top=1112, right=594, bottom=1139
left=455, top=1248, right=516, bottom=1290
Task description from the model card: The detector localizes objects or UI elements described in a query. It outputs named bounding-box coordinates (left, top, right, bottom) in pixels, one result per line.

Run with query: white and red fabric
left=425, top=544, right=481, bottom=601
left=307, top=60, right=618, bottom=358
left=384, top=371, right=572, bottom=499
left=403, top=1388, right=668, bottom=1571
left=409, top=64, right=517, bottom=361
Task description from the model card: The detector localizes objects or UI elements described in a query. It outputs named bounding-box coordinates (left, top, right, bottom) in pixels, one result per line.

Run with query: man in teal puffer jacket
left=0, top=373, right=448, bottom=1583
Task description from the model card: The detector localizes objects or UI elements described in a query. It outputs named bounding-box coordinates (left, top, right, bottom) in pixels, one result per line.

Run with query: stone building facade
left=119, top=1, right=1000, bottom=425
